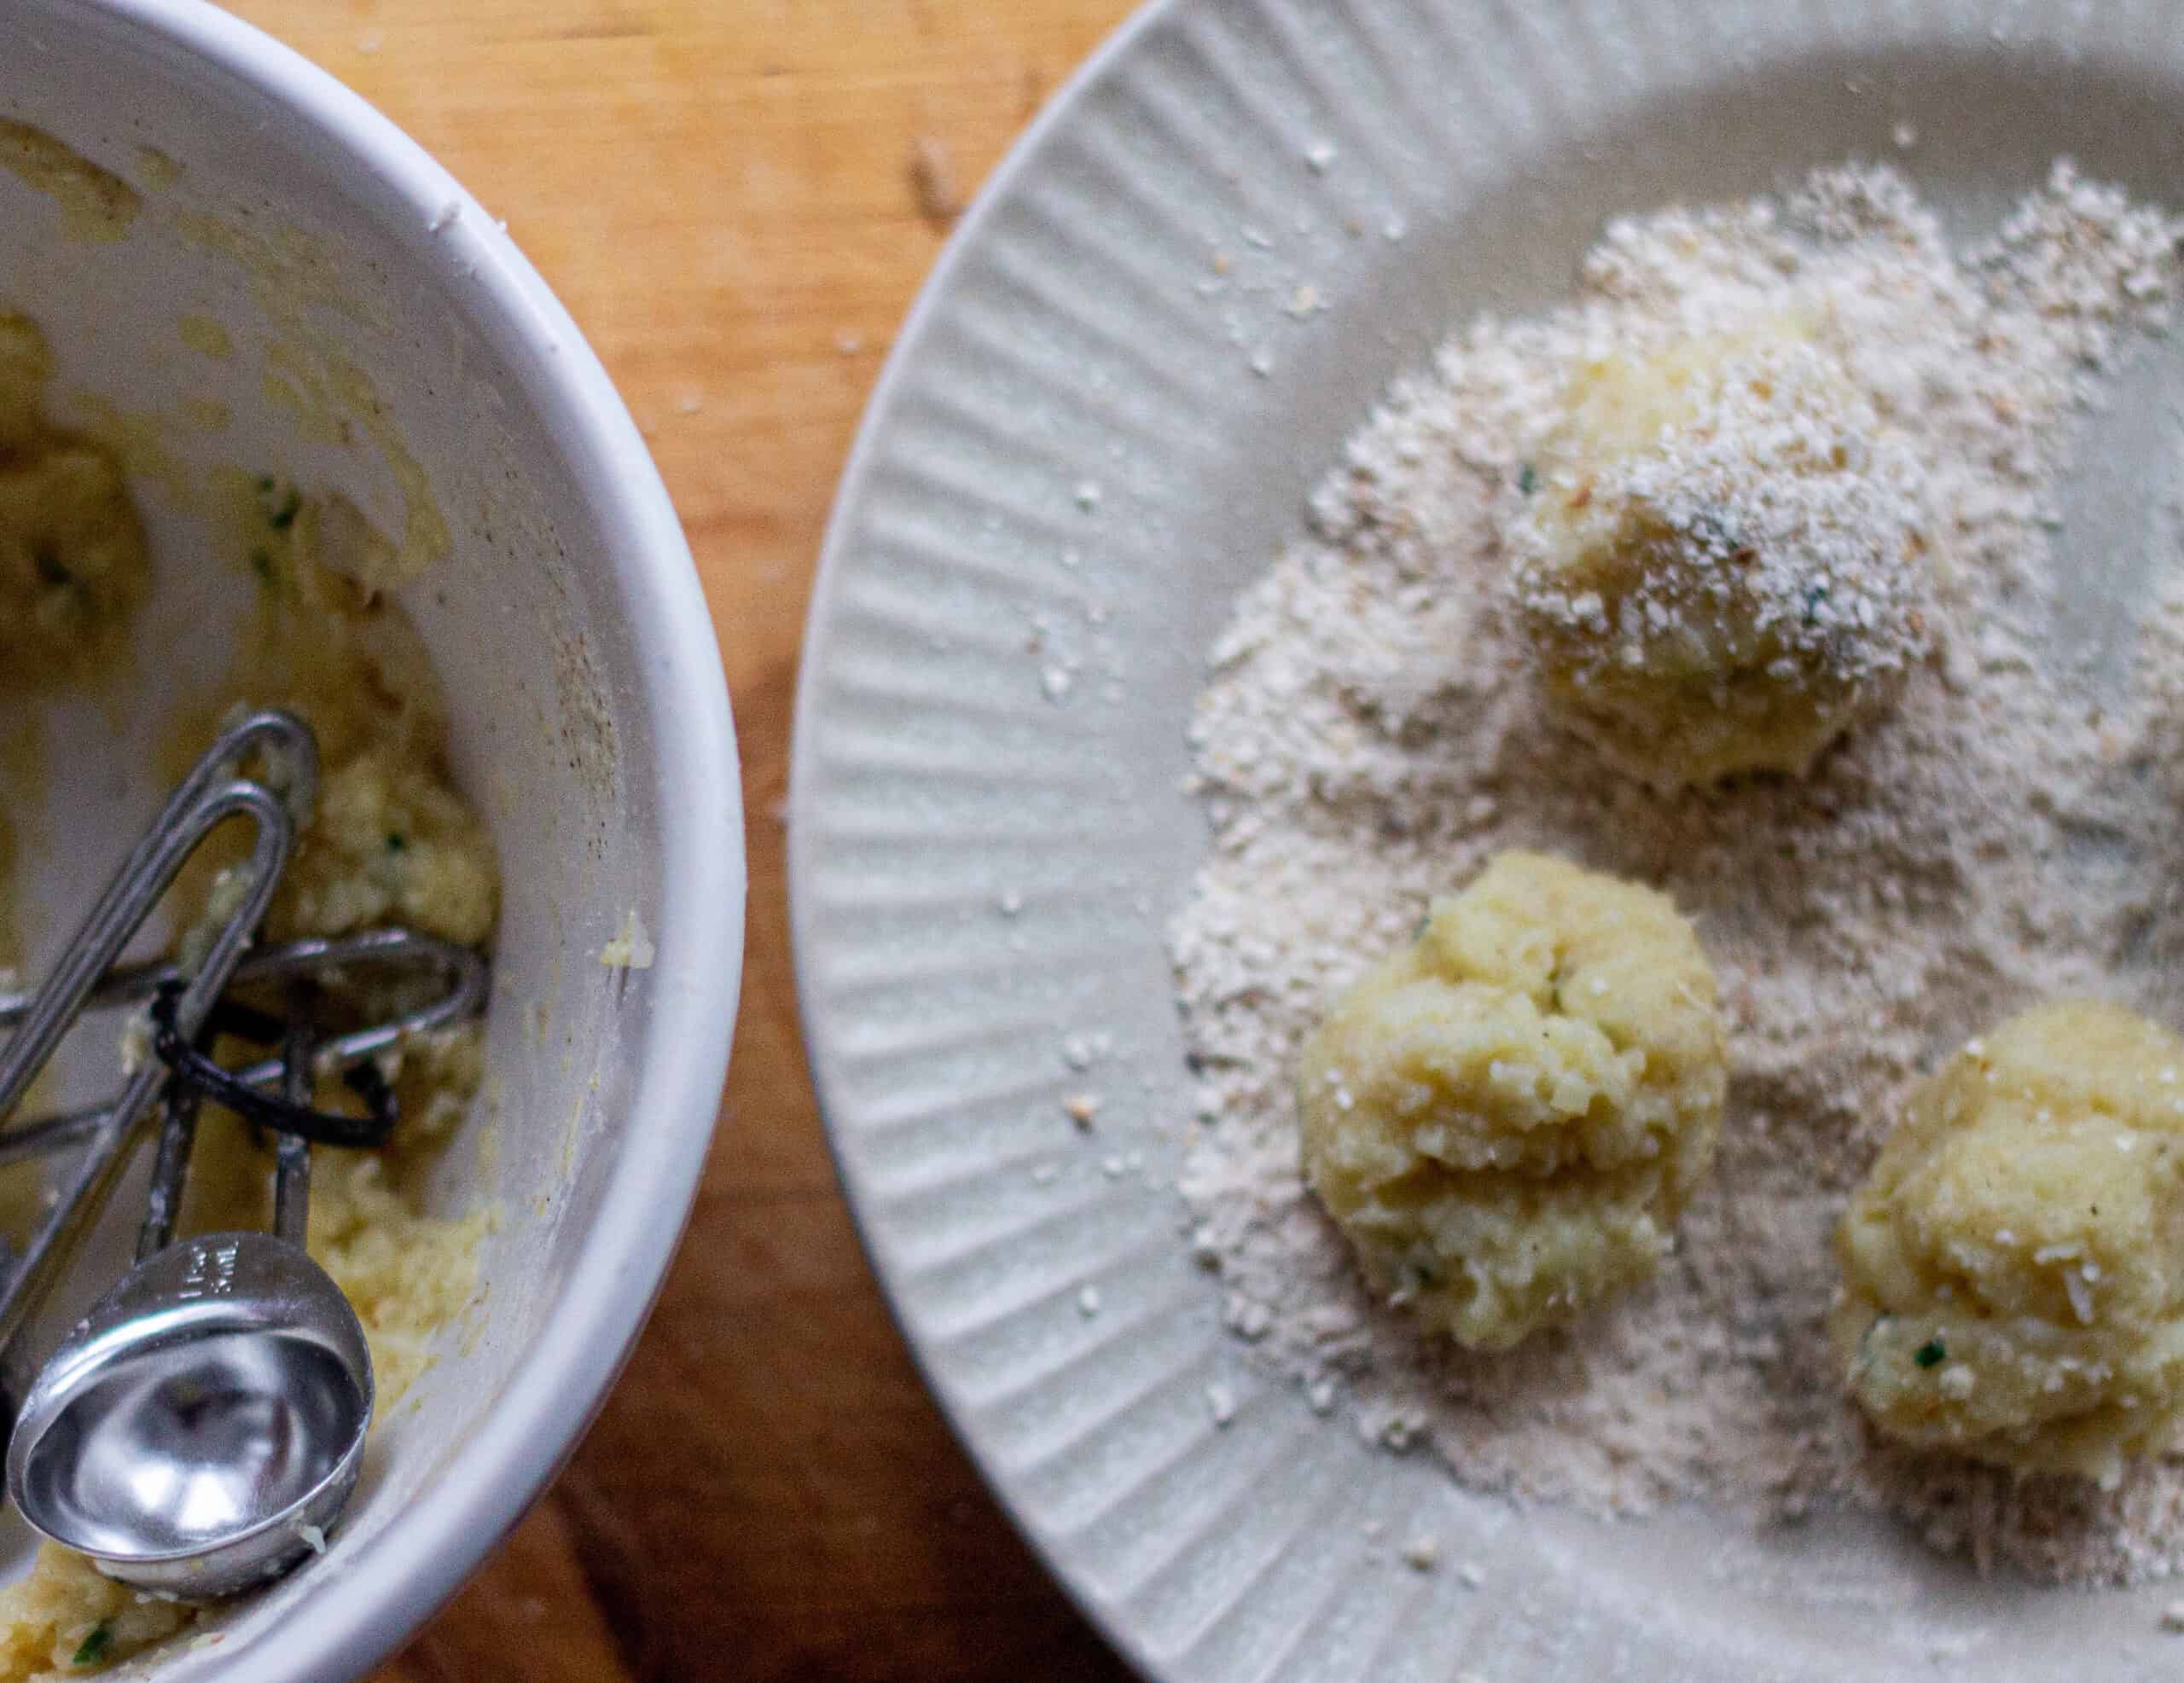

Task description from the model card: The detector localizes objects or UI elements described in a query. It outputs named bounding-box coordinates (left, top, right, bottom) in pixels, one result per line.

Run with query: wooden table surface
left=221, top=3, right=1144, bottom=1677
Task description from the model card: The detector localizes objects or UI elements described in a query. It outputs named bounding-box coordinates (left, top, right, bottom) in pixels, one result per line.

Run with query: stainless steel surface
left=0, top=929, right=491, bottom=1168
left=7, top=1228, right=374, bottom=1597
left=135, top=1084, right=201, bottom=1265
left=0, top=707, right=482, bottom=1595
left=0, top=710, right=315, bottom=1379
left=7, top=986, right=374, bottom=1597
left=0, top=710, right=311, bottom=1124
left=271, top=1017, right=313, bottom=1249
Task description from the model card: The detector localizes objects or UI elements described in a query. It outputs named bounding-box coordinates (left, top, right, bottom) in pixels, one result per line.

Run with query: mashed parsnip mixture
left=1834, top=1003, right=2184, bottom=1489
left=0, top=316, right=494, bottom=1676
left=0, top=316, right=147, bottom=688
left=1298, top=851, right=1727, bottom=1350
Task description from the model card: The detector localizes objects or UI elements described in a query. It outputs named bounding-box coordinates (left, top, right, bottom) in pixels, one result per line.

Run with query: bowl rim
left=26, top=4, right=746, bottom=1677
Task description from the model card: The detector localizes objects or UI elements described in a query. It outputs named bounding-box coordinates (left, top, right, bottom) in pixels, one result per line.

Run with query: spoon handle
left=0, top=711, right=317, bottom=1372
left=273, top=1017, right=313, bottom=1247
left=133, top=1084, right=200, bottom=1263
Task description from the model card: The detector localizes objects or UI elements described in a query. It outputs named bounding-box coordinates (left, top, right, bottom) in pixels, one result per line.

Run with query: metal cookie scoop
left=0, top=709, right=488, bottom=1597
left=5, top=1020, right=374, bottom=1597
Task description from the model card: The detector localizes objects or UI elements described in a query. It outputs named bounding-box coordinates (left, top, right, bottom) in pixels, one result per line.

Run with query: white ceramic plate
left=792, top=3, right=2184, bottom=1676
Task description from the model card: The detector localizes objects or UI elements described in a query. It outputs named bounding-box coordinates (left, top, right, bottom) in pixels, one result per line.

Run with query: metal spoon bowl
left=6, top=1230, right=373, bottom=1598
left=0, top=712, right=489, bottom=1596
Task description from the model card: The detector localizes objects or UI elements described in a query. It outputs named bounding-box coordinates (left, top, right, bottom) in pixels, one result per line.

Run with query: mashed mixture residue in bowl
left=0, top=314, right=496, bottom=1676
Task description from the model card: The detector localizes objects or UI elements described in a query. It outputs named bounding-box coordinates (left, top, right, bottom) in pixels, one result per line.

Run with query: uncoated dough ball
left=1298, top=850, right=1727, bottom=1351
left=1833, top=1003, right=2184, bottom=1487
left=1504, top=310, right=1932, bottom=789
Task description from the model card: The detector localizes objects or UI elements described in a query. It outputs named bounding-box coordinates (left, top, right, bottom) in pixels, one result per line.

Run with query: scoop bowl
left=7, top=1232, right=373, bottom=1599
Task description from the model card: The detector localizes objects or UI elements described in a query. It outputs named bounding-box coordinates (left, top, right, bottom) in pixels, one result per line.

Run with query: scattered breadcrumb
left=1400, top=1533, right=1440, bottom=1570
left=1061, top=1030, right=1107, bottom=1071
left=909, top=134, right=961, bottom=228
left=598, top=908, right=654, bottom=971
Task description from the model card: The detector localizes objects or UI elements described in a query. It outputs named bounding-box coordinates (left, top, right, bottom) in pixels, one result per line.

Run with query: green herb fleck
left=1914, top=1338, right=1947, bottom=1369
left=254, top=477, right=301, bottom=531
left=385, top=832, right=409, bottom=854
left=254, top=474, right=274, bottom=495
left=1517, top=462, right=1537, bottom=496
left=1801, top=583, right=1831, bottom=627
left=1397, top=1256, right=1439, bottom=1295
left=1412, top=914, right=1432, bottom=942
left=73, top=1622, right=114, bottom=1668
left=249, top=547, right=275, bottom=585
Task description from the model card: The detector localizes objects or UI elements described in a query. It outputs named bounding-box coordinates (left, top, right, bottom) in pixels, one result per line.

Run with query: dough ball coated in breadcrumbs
left=1298, top=850, right=1727, bottom=1351
left=1834, top=1002, right=2184, bottom=1487
left=1504, top=310, right=1932, bottom=789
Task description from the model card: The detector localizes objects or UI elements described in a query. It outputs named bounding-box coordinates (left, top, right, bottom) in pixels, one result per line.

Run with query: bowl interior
left=0, top=4, right=734, bottom=1675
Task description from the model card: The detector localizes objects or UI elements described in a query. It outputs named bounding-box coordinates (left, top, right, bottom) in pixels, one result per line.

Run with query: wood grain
left=217, top=3, right=1143, bottom=1677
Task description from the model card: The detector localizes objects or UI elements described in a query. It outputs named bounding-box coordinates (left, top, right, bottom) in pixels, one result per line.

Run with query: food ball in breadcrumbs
left=1298, top=850, right=1727, bottom=1351
left=1503, top=310, right=1933, bottom=789
left=1835, top=1002, right=2184, bottom=1488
